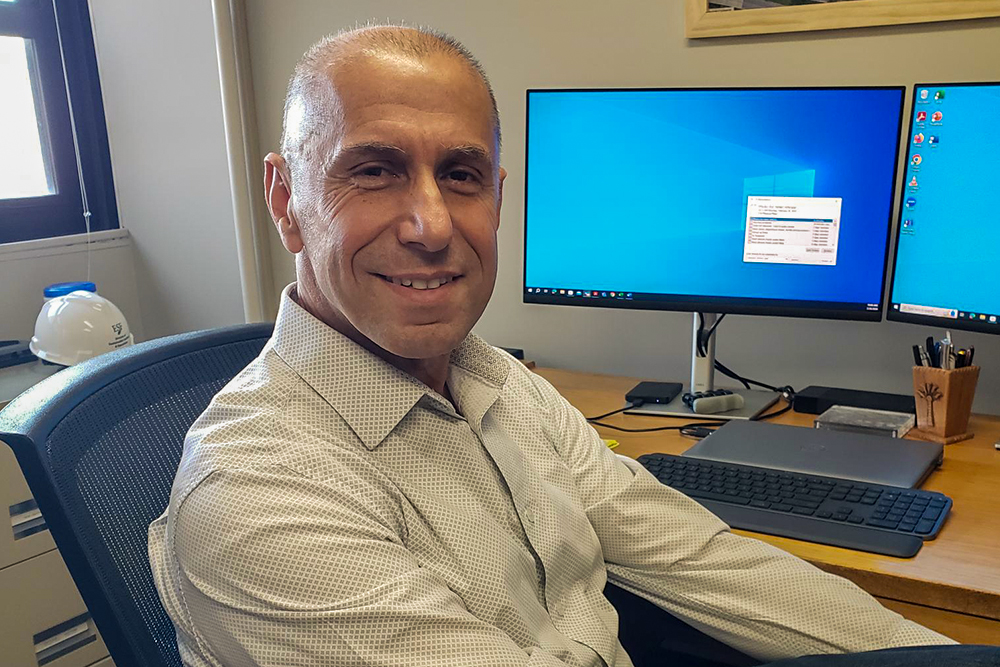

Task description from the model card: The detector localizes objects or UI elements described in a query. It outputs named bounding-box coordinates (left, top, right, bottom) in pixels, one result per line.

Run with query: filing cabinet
left=1, top=441, right=112, bottom=667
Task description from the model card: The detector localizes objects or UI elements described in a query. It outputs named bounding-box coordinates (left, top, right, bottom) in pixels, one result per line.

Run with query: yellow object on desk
left=603, top=439, right=619, bottom=450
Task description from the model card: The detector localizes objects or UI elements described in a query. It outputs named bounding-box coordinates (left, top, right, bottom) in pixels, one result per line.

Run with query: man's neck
left=290, top=286, right=453, bottom=398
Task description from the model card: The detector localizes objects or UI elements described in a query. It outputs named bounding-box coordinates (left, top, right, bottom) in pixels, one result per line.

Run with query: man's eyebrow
left=445, top=145, right=493, bottom=164
left=327, top=142, right=407, bottom=170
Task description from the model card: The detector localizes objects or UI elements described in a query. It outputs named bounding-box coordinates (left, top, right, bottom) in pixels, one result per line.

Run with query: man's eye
left=358, top=166, right=391, bottom=178
left=445, top=169, right=480, bottom=186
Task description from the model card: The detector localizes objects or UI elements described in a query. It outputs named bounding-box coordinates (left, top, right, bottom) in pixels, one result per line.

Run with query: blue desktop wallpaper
left=890, top=84, right=1000, bottom=317
left=525, top=89, right=903, bottom=305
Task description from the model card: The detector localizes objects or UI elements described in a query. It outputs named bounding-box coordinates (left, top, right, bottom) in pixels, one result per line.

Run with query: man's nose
left=398, top=174, right=453, bottom=252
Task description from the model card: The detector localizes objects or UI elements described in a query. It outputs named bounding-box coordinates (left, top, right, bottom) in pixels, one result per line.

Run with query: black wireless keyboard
left=637, top=452, right=952, bottom=558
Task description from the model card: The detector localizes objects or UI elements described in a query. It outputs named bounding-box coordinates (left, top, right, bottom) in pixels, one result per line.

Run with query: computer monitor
left=886, top=82, right=1000, bottom=335
left=524, top=87, right=905, bottom=417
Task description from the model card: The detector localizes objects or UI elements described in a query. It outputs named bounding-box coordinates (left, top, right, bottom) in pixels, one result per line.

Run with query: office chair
left=0, top=322, right=274, bottom=667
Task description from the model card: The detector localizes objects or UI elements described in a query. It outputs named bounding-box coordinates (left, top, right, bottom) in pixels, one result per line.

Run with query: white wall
left=245, top=1, right=1000, bottom=413
left=86, top=0, right=246, bottom=339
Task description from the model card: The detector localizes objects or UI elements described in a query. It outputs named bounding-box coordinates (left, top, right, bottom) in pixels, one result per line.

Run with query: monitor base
left=626, top=388, right=780, bottom=421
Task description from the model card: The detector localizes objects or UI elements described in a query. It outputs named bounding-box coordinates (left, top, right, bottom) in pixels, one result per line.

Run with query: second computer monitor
left=524, top=87, right=905, bottom=320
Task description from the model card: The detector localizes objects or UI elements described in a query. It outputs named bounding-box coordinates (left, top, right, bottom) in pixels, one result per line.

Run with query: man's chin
left=375, top=323, right=469, bottom=361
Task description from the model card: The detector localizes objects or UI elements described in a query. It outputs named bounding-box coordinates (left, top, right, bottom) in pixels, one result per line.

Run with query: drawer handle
left=34, top=612, right=97, bottom=665
left=10, top=498, right=48, bottom=540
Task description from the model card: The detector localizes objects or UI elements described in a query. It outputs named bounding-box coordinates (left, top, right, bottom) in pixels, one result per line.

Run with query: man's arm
left=526, top=369, right=954, bottom=662
left=163, top=464, right=578, bottom=667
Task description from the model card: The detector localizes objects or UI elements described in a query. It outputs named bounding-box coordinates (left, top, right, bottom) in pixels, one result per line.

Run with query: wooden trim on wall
left=685, top=0, right=1000, bottom=39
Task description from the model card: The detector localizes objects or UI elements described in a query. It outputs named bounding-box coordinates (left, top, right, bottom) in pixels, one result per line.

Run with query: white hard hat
left=30, top=290, right=134, bottom=366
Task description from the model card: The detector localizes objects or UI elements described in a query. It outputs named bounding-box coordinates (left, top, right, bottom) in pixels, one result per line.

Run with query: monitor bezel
left=885, top=81, right=1000, bottom=335
left=522, top=85, right=906, bottom=322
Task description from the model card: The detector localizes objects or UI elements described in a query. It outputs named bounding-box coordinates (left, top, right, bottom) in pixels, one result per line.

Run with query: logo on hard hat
left=112, top=323, right=123, bottom=335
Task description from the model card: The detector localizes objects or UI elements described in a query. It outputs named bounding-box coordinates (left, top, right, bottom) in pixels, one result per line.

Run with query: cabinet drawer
left=0, top=549, right=109, bottom=667
left=1, top=439, right=56, bottom=569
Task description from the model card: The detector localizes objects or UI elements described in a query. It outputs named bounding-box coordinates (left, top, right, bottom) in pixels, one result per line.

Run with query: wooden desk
left=535, top=367, right=1000, bottom=645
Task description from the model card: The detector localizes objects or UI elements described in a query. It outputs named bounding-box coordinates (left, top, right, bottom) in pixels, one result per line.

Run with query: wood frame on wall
left=685, top=0, right=1000, bottom=39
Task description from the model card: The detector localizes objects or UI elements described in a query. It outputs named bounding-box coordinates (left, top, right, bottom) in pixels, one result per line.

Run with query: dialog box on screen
left=743, top=196, right=842, bottom=266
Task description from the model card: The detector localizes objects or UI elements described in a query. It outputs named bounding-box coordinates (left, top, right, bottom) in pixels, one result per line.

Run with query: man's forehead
left=316, top=52, right=496, bottom=157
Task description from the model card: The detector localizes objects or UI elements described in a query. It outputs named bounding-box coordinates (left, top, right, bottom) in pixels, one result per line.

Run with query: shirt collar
left=270, top=283, right=510, bottom=449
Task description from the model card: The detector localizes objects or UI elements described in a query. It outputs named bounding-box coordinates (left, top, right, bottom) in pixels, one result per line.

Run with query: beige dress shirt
left=148, top=284, right=951, bottom=667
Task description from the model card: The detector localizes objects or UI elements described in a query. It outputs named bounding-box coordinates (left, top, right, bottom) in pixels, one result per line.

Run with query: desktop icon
left=980, top=314, right=987, bottom=320
left=919, top=89, right=929, bottom=101
left=911, top=154, right=922, bottom=166
left=970, top=313, right=977, bottom=319
left=950, top=310, right=958, bottom=318
left=902, top=219, right=914, bottom=228
left=929, top=135, right=939, bottom=145
left=916, top=111, right=927, bottom=122
left=626, top=293, right=633, bottom=299
left=559, top=289, right=566, bottom=295
left=905, top=197, right=917, bottom=208
left=601, top=292, right=608, bottom=297
left=931, top=111, right=943, bottom=122
left=935, top=90, right=946, bottom=101
left=959, top=312, right=966, bottom=318
left=991, top=316, right=998, bottom=323
left=913, top=133, right=925, bottom=144
left=527, top=288, right=533, bottom=293
left=908, top=176, right=918, bottom=189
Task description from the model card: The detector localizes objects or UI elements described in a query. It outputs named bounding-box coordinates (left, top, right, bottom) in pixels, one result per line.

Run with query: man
left=149, top=25, right=996, bottom=667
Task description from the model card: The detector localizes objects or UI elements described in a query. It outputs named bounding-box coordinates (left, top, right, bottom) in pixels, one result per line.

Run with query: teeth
left=385, top=275, right=454, bottom=290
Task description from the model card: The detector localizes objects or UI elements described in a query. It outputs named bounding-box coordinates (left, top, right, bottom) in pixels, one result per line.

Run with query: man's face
left=283, top=52, right=504, bottom=360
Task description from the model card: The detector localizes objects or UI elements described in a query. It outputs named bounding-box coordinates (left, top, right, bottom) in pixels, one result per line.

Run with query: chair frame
left=0, top=322, right=274, bottom=667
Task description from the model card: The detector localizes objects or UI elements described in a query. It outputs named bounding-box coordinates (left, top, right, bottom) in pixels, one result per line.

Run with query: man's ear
left=495, top=167, right=507, bottom=230
left=264, top=153, right=303, bottom=254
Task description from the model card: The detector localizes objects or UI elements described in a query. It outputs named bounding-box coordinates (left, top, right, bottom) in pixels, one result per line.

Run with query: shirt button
left=523, top=510, right=535, bottom=525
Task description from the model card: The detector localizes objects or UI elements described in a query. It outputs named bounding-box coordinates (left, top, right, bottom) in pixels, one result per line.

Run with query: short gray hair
left=279, top=24, right=501, bottom=173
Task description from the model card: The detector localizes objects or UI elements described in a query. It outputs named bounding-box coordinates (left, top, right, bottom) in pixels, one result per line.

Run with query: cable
left=52, top=0, right=93, bottom=281
left=586, top=404, right=634, bottom=421
left=587, top=419, right=725, bottom=434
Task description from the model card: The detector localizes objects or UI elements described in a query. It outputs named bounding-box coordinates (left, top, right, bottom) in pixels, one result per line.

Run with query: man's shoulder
left=172, top=348, right=373, bottom=499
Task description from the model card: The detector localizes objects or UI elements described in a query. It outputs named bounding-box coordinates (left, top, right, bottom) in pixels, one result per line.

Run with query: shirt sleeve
left=527, top=369, right=955, bottom=662
left=165, top=463, right=582, bottom=667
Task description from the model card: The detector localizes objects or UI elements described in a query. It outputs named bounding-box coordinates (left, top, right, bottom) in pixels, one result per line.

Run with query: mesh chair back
left=0, top=323, right=273, bottom=667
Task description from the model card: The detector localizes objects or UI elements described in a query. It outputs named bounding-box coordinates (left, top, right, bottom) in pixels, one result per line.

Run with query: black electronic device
left=637, top=453, right=951, bottom=557
left=626, top=381, right=683, bottom=406
left=793, top=385, right=916, bottom=415
left=524, top=87, right=906, bottom=421
left=0, top=341, right=36, bottom=370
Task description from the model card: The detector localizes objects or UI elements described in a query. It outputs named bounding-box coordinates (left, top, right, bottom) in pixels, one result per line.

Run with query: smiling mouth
left=376, top=274, right=461, bottom=291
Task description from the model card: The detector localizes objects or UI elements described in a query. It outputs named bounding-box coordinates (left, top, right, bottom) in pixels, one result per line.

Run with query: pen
left=926, top=336, right=937, bottom=367
left=912, top=344, right=924, bottom=366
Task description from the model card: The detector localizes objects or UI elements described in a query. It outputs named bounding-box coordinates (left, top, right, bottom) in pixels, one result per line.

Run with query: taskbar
left=891, top=302, right=999, bottom=326
left=524, top=286, right=881, bottom=320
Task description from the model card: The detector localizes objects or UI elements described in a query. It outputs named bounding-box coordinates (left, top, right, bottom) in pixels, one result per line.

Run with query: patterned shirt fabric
left=148, top=284, right=952, bottom=667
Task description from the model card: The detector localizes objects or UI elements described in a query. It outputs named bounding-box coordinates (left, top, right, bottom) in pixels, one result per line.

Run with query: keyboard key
left=750, top=500, right=771, bottom=509
left=847, top=516, right=864, bottom=524
left=772, top=503, right=793, bottom=512
left=915, top=520, right=936, bottom=534
left=816, top=511, right=833, bottom=518
left=921, top=509, right=942, bottom=521
left=867, top=518, right=900, bottom=529
left=792, top=507, right=815, bottom=516
left=898, top=522, right=917, bottom=532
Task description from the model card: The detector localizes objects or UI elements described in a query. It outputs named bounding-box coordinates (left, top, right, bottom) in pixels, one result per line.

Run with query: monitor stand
left=626, top=313, right=780, bottom=421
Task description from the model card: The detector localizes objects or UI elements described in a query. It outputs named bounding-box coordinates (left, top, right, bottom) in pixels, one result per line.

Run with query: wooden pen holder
left=910, top=365, right=979, bottom=445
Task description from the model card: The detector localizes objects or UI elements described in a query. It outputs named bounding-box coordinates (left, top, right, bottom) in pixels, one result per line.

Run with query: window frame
left=0, top=0, right=118, bottom=244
